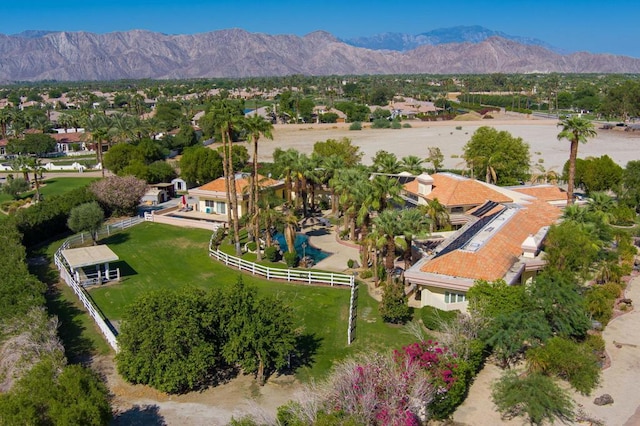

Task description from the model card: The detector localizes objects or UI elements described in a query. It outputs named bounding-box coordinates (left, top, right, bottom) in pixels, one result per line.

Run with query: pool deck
left=303, top=225, right=360, bottom=273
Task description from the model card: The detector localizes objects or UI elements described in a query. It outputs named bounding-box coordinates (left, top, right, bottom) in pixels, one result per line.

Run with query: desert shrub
left=391, top=120, right=402, bottom=129
left=284, top=251, right=299, bottom=268
left=492, top=371, right=574, bottom=426
left=584, top=286, right=616, bottom=325
left=348, top=121, right=362, bottom=131
left=359, top=269, right=373, bottom=279
left=371, top=118, right=391, bottom=129
left=455, top=126, right=462, bottom=130
left=483, top=114, right=494, bottom=119
left=264, top=246, right=279, bottom=262
left=526, top=336, right=600, bottom=395
left=601, top=282, right=622, bottom=299
left=584, top=334, right=606, bottom=360
left=402, top=123, right=412, bottom=128
left=347, top=259, right=355, bottom=269
left=420, top=306, right=459, bottom=331
left=245, top=241, right=257, bottom=252
left=379, top=281, right=412, bottom=324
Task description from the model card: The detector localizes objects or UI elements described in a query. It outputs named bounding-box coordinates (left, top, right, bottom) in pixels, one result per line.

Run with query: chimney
left=521, top=234, right=538, bottom=258
left=417, top=173, right=434, bottom=196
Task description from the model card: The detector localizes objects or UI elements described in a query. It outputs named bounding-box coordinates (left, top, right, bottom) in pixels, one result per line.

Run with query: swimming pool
left=273, top=232, right=329, bottom=263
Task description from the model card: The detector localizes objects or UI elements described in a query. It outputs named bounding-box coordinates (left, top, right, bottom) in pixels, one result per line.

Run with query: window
left=204, top=200, right=226, bottom=214
left=445, top=291, right=466, bottom=304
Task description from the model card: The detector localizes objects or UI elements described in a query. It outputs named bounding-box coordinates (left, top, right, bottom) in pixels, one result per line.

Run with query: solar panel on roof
left=471, top=200, right=499, bottom=217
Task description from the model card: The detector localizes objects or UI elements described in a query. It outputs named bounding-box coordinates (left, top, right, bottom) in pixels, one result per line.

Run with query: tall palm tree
left=243, top=114, right=274, bottom=237
left=322, top=155, right=346, bottom=216
left=283, top=208, right=299, bottom=254
left=361, top=227, right=386, bottom=286
left=0, top=107, right=13, bottom=139
left=557, top=117, right=597, bottom=204
left=211, top=101, right=243, bottom=256
left=27, top=157, right=45, bottom=202
left=273, top=148, right=299, bottom=205
left=373, top=209, right=401, bottom=278
left=397, top=208, right=432, bottom=270
left=371, top=175, right=403, bottom=212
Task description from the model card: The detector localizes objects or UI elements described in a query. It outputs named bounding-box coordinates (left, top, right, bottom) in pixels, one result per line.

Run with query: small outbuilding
left=61, top=245, right=120, bottom=286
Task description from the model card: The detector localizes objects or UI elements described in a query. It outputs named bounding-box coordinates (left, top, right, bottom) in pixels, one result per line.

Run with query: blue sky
left=5, top=0, right=639, bottom=57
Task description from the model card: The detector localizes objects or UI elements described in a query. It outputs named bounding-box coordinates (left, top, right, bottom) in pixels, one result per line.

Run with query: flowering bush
left=90, top=175, right=148, bottom=216
left=394, top=340, right=472, bottom=420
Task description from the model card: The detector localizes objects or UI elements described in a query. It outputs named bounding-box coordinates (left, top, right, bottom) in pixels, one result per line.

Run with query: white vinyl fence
left=208, top=247, right=355, bottom=287
left=53, top=216, right=144, bottom=352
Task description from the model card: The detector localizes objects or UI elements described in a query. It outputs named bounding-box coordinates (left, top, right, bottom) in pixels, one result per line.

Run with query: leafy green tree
left=67, top=202, right=105, bottom=244
left=319, top=112, right=338, bottom=123
left=622, top=160, right=640, bottom=211
left=179, top=145, right=224, bottom=186
left=136, top=138, right=165, bottom=164
left=102, top=143, right=143, bottom=174
left=221, top=279, right=297, bottom=385
left=313, top=137, right=363, bottom=167
left=557, top=117, right=597, bottom=204
left=529, top=271, right=590, bottom=339
left=483, top=310, right=551, bottom=368
left=577, top=155, right=623, bottom=194
left=492, top=371, right=574, bottom=426
left=147, top=160, right=177, bottom=183
left=154, top=100, right=184, bottom=129
left=543, top=221, right=601, bottom=280
left=463, top=126, right=530, bottom=185
left=171, top=125, right=199, bottom=151
left=467, top=279, right=528, bottom=321
left=426, top=146, right=444, bottom=172
left=0, top=359, right=112, bottom=425
left=2, top=176, right=30, bottom=199
left=116, top=288, right=224, bottom=394
left=334, top=101, right=370, bottom=122
left=7, top=133, right=56, bottom=156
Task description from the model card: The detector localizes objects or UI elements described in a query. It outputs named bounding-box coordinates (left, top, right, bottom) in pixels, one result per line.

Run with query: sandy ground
left=256, top=113, right=640, bottom=173
left=454, top=272, right=640, bottom=426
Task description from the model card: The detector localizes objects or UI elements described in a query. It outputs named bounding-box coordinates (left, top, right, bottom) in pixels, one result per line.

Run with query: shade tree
left=67, top=202, right=105, bottom=244
left=90, top=175, right=148, bottom=216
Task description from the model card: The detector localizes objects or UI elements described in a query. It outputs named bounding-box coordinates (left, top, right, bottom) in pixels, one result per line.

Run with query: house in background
left=189, top=173, right=285, bottom=218
left=402, top=173, right=564, bottom=313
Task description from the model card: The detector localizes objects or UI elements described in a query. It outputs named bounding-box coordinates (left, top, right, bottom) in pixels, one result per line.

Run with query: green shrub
left=246, top=241, right=257, bottom=252
left=371, top=118, right=391, bottom=129
left=359, top=269, right=373, bottom=279
left=584, top=334, right=605, bottom=359
left=430, top=360, right=474, bottom=419
left=455, top=126, right=462, bottom=130
left=391, top=120, right=402, bottom=129
left=526, top=336, right=600, bottom=395
left=492, top=371, right=574, bottom=425
left=379, top=281, right=412, bottom=324
left=349, top=121, right=362, bottom=131
left=402, top=123, right=412, bottom=128
left=347, top=259, right=355, bottom=269
left=585, top=286, right=616, bottom=324
left=420, top=306, right=459, bottom=331
left=284, top=251, right=299, bottom=268
left=264, top=246, right=279, bottom=262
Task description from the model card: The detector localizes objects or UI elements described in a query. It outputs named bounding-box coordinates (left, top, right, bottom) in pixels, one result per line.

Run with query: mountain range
left=342, top=25, right=560, bottom=52
left=1, top=27, right=640, bottom=82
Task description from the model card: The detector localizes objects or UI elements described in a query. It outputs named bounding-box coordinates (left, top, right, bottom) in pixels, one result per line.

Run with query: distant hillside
left=1, top=28, right=639, bottom=82
left=343, top=25, right=560, bottom=52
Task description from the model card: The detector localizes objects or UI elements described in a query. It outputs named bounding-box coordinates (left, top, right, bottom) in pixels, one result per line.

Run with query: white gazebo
left=61, top=245, right=120, bottom=286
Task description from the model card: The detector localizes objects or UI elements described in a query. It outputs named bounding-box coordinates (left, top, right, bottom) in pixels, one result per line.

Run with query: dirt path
left=93, top=356, right=303, bottom=425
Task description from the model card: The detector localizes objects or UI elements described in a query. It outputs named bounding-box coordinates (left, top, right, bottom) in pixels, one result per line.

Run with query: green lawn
left=0, top=177, right=98, bottom=204
left=86, top=222, right=418, bottom=380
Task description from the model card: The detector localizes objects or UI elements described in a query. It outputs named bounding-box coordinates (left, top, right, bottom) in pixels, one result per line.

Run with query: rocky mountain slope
left=1, top=28, right=639, bottom=82
left=343, top=25, right=558, bottom=52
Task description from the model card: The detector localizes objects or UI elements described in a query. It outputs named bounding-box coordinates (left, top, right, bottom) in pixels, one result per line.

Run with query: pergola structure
left=61, top=245, right=120, bottom=286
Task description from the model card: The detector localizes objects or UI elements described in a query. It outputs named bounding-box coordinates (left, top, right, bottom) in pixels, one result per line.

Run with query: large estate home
left=402, top=173, right=565, bottom=313
left=189, top=173, right=285, bottom=219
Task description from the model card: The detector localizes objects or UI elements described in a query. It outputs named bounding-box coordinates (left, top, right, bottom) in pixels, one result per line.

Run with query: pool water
left=273, top=233, right=329, bottom=263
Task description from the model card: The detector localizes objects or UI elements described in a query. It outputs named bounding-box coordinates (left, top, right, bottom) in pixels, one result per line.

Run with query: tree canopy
left=463, top=126, right=530, bottom=185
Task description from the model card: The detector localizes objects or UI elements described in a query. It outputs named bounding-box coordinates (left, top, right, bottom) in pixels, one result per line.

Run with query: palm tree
left=587, top=192, right=616, bottom=225
left=361, top=227, right=386, bottom=286
left=283, top=208, right=299, bottom=254
left=421, top=198, right=450, bottom=233
left=373, top=209, right=401, bottom=279
left=211, top=101, right=243, bottom=256
left=371, top=175, right=402, bottom=212
left=397, top=209, right=432, bottom=270
left=400, top=155, right=425, bottom=175
left=243, top=114, right=274, bottom=238
left=11, top=155, right=31, bottom=183
left=0, top=107, right=13, bottom=139
left=27, top=157, right=45, bottom=202
left=273, top=148, right=299, bottom=205
left=557, top=117, right=597, bottom=204
left=321, top=155, right=346, bottom=216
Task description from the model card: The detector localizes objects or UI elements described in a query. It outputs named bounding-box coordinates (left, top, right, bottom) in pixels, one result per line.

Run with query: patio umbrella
left=182, top=195, right=186, bottom=206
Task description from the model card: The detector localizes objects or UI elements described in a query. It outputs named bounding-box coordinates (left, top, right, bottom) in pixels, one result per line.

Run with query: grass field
left=86, top=222, right=419, bottom=380
left=0, top=177, right=98, bottom=204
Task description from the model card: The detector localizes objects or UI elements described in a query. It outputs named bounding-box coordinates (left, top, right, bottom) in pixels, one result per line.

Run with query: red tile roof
left=404, top=173, right=512, bottom=207
left=51, top=132, right=84, bottom=143
left=420, top=200, right=561, bottom=281
left=198, top=174, right=281, bottom=194
left=511, top=185, right=567, bottom=202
